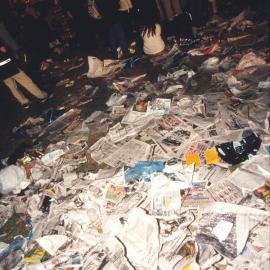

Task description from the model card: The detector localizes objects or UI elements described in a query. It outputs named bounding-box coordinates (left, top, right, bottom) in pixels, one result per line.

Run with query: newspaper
left=160, top=129, right=193, bottom=156
left=36, top=235, right=70, bottom=256
left=207, top=179, right=244, bottom=204
left=149, top=173, right=191, bottom=218
left=227, top=217, right=270, bottom=270
left=196, top=165, right=231, bottom=186
left=107, top=123, right=139, bottom=143
left=83, top=245, right=107, bottom=270
left=146, top=121, right=193, bottom=157
left=104, top=183, right=126, bottom=204
left=113, top=192, right=148, bottom=215
left=196, top=202, right=270, bottom=258
left=158, top=114, right=187, bottom=130
left=112, top=105, right=126, bottom=116
left=120, top=208, right=159, bottom=270
left=147, top=98, right=171, bottom=115
left=228, top=168, right=265, bottom=191
left=121, top=107, right=147, bottom=125
left=182, top=185, right=212, bottom=209
left=103, top=139, right=152, bottom=167
left=103, top=237, right=135, bottom=270
left=56, top=254, right=83, bottom=269
left=89, top=137, right=118, bottom=163
left=183, top=115, right=215, bottom=129
left=159, top=211, right=195, bottom=244
left=159, top=235, right=198, bottom=270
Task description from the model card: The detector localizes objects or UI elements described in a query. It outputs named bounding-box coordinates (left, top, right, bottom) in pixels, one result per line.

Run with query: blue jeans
left=108, top=22, right=129, bottom=58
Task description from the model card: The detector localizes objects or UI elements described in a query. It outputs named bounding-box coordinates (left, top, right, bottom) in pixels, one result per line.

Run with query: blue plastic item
left=124, top=161, right=164, bottom=182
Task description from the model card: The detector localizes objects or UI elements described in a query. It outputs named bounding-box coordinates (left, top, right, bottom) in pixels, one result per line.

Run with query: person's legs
left=171, top=0, right=183, bottom=16
left=3, top=76, right=30, bottom=105
left=13, top=70, right=48, bottom=100
left=161, top=0, right=174, bottom=21
left=114, top=22, right=129, bottom=57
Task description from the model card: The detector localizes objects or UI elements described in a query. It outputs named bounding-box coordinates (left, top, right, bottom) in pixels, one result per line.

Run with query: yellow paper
left=185, top=153, right=201, bottom=167
left=205, top=147, right=220, bottom=165
left=182, top=264, right=192, bottom=270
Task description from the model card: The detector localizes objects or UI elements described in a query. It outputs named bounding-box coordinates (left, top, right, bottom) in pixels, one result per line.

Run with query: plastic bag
left=87, top=56, right=104, bottom=78
left=125, top=161, right=164, bottom=182
left=0, top=165, right=26, bottom=194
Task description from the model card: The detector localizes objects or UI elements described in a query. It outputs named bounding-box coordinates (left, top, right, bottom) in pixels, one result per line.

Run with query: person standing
left=161, top=0, right=183, bottom=21
left=0, top=41, right=48, bottom=109
left=96, top=0, right=129, bottom=59
left=119, top=0, right=134, bottom=42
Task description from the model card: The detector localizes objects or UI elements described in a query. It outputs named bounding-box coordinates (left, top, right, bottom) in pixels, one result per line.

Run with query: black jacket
left=0, top=52, right=19, bottom=81
left=95, top=0, right=120, bottom=25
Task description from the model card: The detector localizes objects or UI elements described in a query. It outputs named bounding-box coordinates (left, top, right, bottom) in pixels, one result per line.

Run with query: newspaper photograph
left=147, top=98, right=171, bottom=115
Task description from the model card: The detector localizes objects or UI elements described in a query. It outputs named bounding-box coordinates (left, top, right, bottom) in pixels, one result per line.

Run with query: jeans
left=108, top=22, right=129, bottom=58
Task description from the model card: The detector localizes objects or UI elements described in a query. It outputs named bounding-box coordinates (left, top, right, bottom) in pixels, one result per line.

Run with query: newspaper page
left=181, top=185, right=212, bottom=209
left=207, top=179, right=244, bottom=204
left=227, top=217, right=270, bottom=270
left=149, top=173, right=188, bottom=218
left=158, top=114, right=188, bottom=130
left=183, top=115, right=215, bottom=129
left=103, top=139, right=152, bottom=167
left=103, top=183, right=126, bottom=204
left=89, top=137, right=118, bottom=163
left=121, top=106, right=147, bottom=125
left=196, top=165, right=231, bottom=186
left=119, top=208, right=159, bottom=270
left=107, top=123, right=139, bottom=143
left=83, top=245, right=107, bottom=270
left=103, top=237, right=135, bottom=270
left=228, top=168, right=265, bottom=191
left=113, top=192, right=148, bottom=215
left=159, top=128, right=193, bottom=156
left=147, top=98, right=171, bottom=115
left=159, top=235, right=198, bottom=270
left=195, top=202, right=270, bottom=258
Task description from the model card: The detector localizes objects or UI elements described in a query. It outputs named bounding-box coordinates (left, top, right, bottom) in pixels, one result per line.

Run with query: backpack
left=88, top=0, right=102, bottom=20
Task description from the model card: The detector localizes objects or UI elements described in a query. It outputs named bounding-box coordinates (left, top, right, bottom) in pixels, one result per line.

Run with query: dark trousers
left=108, top=22, right=129, bottom=58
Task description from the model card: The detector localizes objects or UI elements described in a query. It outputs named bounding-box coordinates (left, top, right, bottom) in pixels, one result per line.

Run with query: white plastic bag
left=0, top=165, right=26, bottom=194
left=87, top=56, right=104, bottom=78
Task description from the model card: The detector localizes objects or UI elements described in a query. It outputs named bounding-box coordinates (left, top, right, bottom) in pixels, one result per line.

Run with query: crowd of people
left=0, top=0, right=218, bottom=61
left=0, top=0, right=268, bottom=108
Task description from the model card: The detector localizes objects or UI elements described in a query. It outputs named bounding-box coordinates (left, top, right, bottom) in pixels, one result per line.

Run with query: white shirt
left=141, top=24, right=165, bottom=55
